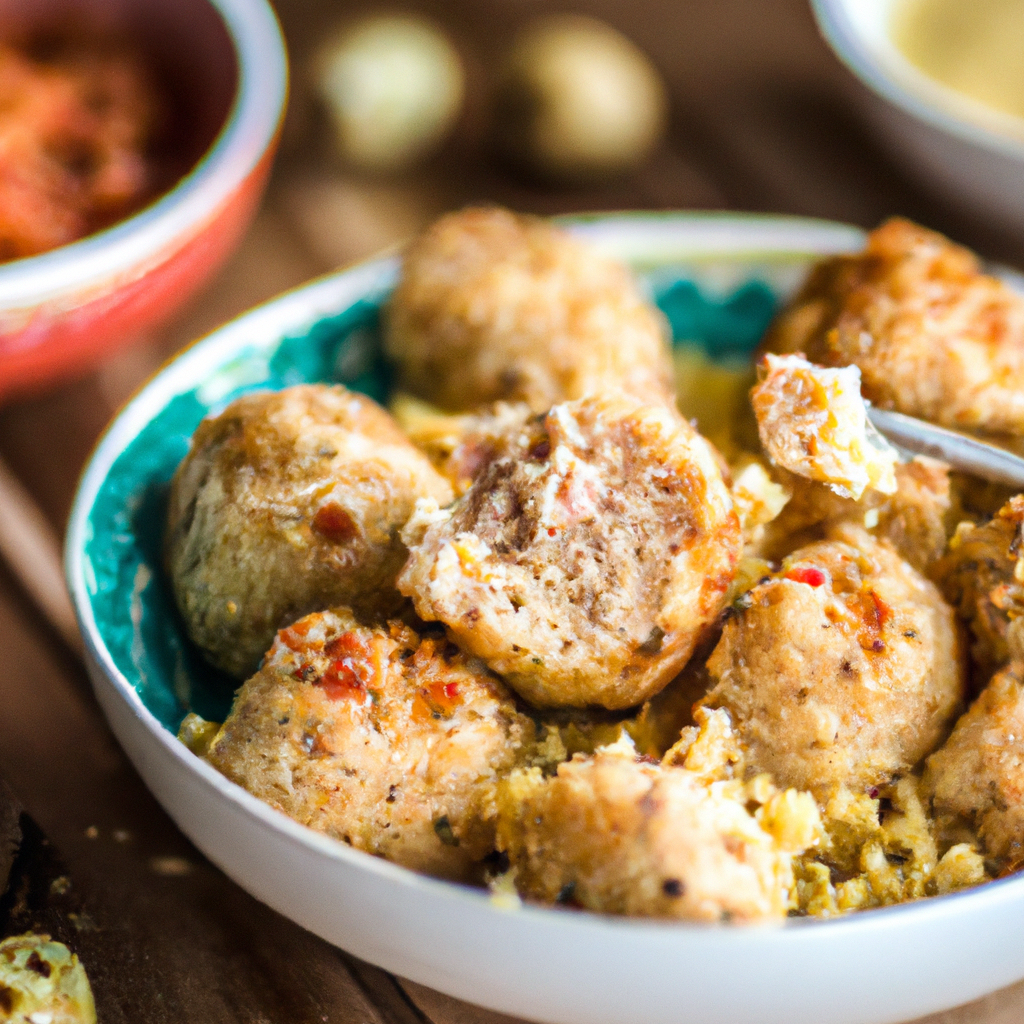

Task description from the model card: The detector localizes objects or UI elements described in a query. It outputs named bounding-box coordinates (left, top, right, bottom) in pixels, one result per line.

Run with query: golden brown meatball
left=204, top=608, right=534, bottom=881
left=495, top=740, right=818, bottom=921
left=763, top=218, right=1024, bottom=434
left=384, top=207, right=675, bottom=413
left=933, top=496, right=1024, bottom=683
left=165, top=385, right=454, bottom=679
left=924, top=662, right=1024, bottom=868
left=757, top=457, right=953, bottom=573
left=398, top=392, right=742, bottom=710
left=702, top=525, right=966, bottom=796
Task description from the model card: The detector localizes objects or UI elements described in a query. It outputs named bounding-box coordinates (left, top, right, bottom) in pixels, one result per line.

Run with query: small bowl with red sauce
left=0, top=0, right=286, bottom=400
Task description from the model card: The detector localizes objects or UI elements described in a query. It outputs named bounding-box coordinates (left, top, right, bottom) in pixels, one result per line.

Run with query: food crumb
left=149, top=856, right=192, bottom=877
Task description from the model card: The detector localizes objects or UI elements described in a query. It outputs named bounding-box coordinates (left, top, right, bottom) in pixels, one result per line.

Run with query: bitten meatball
left=763, top=218, right=1024, bottom=434
left=751, top=353, right=897, bottom=500
left=165, top=385, right=454, bottom=679
left=384, top=206, right=675, bottom=413
left=702, top=525, right=965, bottom=796
left=398, top=393, right=742, bottom=710
left=925, top=662, right=1024, bottom=868
left=933, top=496, right=1024, bottom=683
left=495, top=740, right=817, bottom=921
left=204, top=608, right=534, bottom=881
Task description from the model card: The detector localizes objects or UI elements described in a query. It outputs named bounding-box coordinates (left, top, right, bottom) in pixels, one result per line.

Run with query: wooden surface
left=2, top=0, right=1024, bottom=1020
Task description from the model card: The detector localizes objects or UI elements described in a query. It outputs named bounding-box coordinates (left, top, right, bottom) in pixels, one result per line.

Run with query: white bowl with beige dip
left=812, top=0, right=1024, bottom=231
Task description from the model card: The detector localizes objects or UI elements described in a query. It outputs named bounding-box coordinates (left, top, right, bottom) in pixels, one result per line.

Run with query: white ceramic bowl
left=812, top=0, right=1024, bottom=232
left=66, top=212, right=1024, bottom=1024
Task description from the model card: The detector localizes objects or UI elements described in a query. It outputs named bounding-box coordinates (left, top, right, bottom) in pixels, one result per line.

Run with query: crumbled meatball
left=398, top=392, right=741, bottom=709
left=763, top=217, right=1024, bottom=434
left=384, top=206, right=675, bottom=413
left=0, top=933, right=96, bottom=1024
left=925, top=662, right=1024, bottom=868
left=751, top=353, right=897, bottom=500
left=495, top=738, right=819, bottom=921
left=204, top=608, right=534, bottom=881
left=757, top=457, right=952, bottom=573
left=702, top=525, right=966, bottom=796
left=933, top=496, right=1024, bottom=682
left=165, top=385, right=454, bottom=679
left=390, top=393, right=533, bottom=496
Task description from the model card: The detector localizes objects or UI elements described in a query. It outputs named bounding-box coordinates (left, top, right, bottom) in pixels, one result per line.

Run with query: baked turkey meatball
left=398, top=392, right=742, bottom=709
left=384, top=206, right=675, bottom=413
left=758, top=457, right=953, bottom=573
left=166, top=385, right=453, bottom=679
left=702, top=525, right=965, bottom=796
left=204, top=608, right=534, bottom=881
left=763, top=218, right=1024, bottom=434
left=924, top=662, right=1024, bottom=868
left=495, top=740, right=815, bottom=921
left=933, top=496, right=1024, bottom=683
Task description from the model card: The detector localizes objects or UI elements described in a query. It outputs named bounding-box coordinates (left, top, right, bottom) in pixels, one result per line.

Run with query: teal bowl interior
left=73, top=214, right=861, bottom=736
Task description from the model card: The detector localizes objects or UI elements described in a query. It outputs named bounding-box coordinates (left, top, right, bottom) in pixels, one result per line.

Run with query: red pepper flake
left=312, top=502, right=358, bottom=543
left=547, top=527, right=557, bottom=537
left=317, top=658, right=364, bottom=701
left=785, top=566, right=827, bottom=588
left=868, top=787, right=880, bottom=798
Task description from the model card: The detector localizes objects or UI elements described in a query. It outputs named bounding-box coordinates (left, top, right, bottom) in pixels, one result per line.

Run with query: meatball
left=757, top=457, right=953, bottom=573
left=165, top=385, right=454, bottom=679
left=751, top=353, right=897, bottom=500
left=702, top=525, right=966, bottom=796
left=933, top=496, right=1024, bottom=683
left=763, top=218, right=1024, bottom=435
left=384, top=206, right=675, bottom=413
left=398, top=392, right=742, bottom=709
left=495, top=740, right=817, bottom=921
left=925, top=662, right=1024, bottom=868
left=204, top=608, right=534, bottom=881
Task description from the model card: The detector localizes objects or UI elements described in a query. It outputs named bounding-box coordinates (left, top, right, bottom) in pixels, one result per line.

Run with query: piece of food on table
left=398, top=392, right=741, bottom=709
left=0, top=33, right=161, bottom=261
left=924, top=661, right=1024, bottom=870
left=390, top=393, right=533, bottom=496
left=495, top=733, right=822, bottom=921
left=165, top=384, right=453, bottom=679
left=492, top=15, right=668, bottom=183
left=0, top=933, right=96, bottom=1024
left=702, top=524, right=965, bottom=796
left=763, top=217, right=1024, bottom=435
left=757, top=457, right=952, bottom=573
left=312, top=15, right=464, bottom=173
left=933, top=495, right=1024, bottom=683
left=751, top=352, right=898, bottom=500
left=384, top=206, right=675, bottom=413
left=198, top=608, right=534, bottom=882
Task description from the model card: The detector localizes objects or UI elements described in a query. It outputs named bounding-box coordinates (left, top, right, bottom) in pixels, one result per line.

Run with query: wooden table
left=2, top=0, right=1023, bottom=1020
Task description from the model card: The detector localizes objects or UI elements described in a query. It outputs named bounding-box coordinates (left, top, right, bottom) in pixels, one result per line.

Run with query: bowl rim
left=811, top=0, right=1024, bottom=163
left=64, top=208, right=1024, bottom=943
left=0, top=0, right=288, bottom=309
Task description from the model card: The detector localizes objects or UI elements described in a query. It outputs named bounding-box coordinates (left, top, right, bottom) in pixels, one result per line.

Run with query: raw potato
left=494, top=15, right=667, bottom=182
left=763, top=217, right=1024, bottom=435
left=385, top=206, right=675, bottom=412
left=313, top=16, right=464, bottom=171
left=165, top=385, right=453, bottom=679
left=703, top=525, right=966, bottom=796
left=204, top=608, right=534, bottom=881
left=398, top=392, right=741, bottom=710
